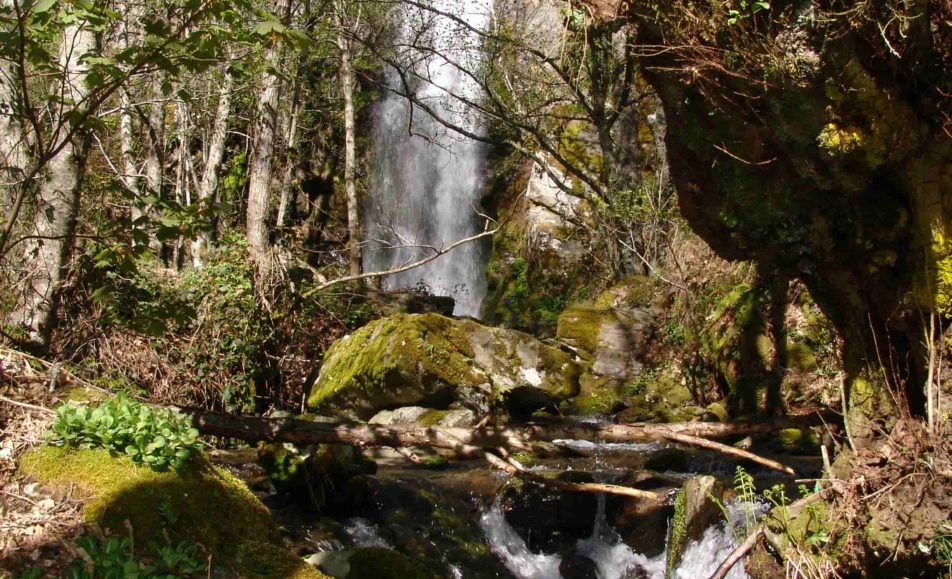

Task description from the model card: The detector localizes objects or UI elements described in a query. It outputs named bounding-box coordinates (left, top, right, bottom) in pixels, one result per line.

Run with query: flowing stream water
left=363, top=1, right=492, bottom=317
left=481, top=486, right=758, bottom=579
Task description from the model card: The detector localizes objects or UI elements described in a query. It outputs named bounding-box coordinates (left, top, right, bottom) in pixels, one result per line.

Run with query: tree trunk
left=140, top=75, right=165, bottom=252
left=275, top=64, right=303, bottom=230
left=245, top=3, right=287, bottom=286
left=191, top=69, right=233, bottom=268
left=171, top=96, right=190, bottom=268
left=0, top=0, right=27, bottom=210
left=184, top=408, right=830, bottom=472
left=336, top=7, right=361, bottom=277
left=118, top=7, right=140, bottom=203
left=9, top=15, right=96, bottom=350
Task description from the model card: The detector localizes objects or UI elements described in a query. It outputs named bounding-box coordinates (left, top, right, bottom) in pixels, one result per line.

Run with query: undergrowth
left=46, top=396, right=200, bottom=471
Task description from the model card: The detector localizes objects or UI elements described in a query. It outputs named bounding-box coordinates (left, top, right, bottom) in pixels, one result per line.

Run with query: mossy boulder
left=308, top=313, right=581, bottom=419
left=19, top=445, right=324, bottom=578
left=615, top=366, right=696, bottom=423
left=308, top=547, right=438, bottom=579
left=557, top=303, right=657, bottom=379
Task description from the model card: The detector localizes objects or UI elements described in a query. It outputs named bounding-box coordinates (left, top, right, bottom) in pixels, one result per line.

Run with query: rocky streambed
left=238, top=423, right=821, bottom=579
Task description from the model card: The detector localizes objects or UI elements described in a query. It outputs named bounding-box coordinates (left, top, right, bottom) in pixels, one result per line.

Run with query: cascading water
left=481, top=486, right=761, bottom=579
left=363, top=0, right=492, bottom=317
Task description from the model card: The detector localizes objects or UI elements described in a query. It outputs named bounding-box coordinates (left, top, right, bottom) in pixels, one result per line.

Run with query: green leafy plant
left=47, top=395, right=200, bottom=471
left=63, top=534, right=204, bottom=579
left=727, top=0, right=770, bottom=25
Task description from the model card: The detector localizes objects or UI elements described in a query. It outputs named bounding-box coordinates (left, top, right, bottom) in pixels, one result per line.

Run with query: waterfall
left=363, top=0, right=491, bottom=317
left=481, top=496, right=761, bottom=579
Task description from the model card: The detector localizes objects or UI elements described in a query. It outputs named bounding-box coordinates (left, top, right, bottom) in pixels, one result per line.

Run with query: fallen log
left=183, top=408, right=803, bottom=474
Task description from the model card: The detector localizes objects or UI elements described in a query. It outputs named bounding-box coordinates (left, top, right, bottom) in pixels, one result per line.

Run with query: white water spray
left=363, top=1, right=491, bottom=317
left=481, top=495, right=761, bottom=579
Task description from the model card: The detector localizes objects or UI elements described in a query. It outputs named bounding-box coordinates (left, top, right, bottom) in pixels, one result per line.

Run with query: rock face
left=368, top=406, right=476, bottom=428
left=482, top=160, right=597, bottom=335
left=307, top=313, right=581, bottom=419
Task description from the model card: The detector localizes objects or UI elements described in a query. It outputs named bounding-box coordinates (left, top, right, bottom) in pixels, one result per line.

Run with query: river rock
left=368, top=406, right=476, bottom=428
left=308, top=313, right=581, bottom=419
left=559, top=551, right=599, bottom=579
left=665, top=475, right=725, bottom=574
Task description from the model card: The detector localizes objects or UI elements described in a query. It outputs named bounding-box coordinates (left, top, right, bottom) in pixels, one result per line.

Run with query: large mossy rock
left=308, top=313, right=581, bottom=419
left=19, top=445, right=325, bottom=578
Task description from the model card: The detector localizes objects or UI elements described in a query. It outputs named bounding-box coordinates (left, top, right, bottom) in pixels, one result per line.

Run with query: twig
left=0, top=395, right=54, bottom=415
left=713, top=143, right=777, bottom=166
left=708, top=527, right=764, bottom=579
left=301, top=226, right=499, bottom=297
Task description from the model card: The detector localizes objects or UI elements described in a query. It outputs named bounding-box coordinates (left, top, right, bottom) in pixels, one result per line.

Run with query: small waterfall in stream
left=363, top=0, right=491, bottom=317
left=481, top=491, right=761, bottom=579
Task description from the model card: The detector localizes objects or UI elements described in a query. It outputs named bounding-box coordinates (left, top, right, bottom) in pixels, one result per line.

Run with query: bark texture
left=336, top=7, right=361, bottom=277
left=9, top=16, right=96, bottom=349
left=191, top=70, right=233, bottom=267
left=245, top=12, right=286, bottom=285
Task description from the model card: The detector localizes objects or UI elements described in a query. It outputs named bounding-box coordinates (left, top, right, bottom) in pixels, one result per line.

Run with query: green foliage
left=932, top=523, right=952, bottom=574
left=727, top=0, right=770, bottom=26
left=62, top=534, right=204, bottom=579
left=46, top=396, right=200, bottom=471
left=177, top=232, right=268, bottom=412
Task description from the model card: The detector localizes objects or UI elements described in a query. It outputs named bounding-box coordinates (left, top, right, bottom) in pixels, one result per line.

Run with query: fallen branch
left=482, top=450, right=661, bottom=501
left=183, top=409, right=797, bottom=473
left=659, top=431, right=795, bottom=475
left=708, top=527, right=764, bottom=579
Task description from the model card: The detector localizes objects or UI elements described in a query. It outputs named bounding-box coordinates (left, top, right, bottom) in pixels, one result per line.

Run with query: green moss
left=345, top=548, right=437, bottom=579
left=556, top=305, right=604, bottom=355
left=20, top=446, right=323, bottom=578
left=419, top=455, right=448, bottom=468
left=777, top=428, right=805, bottom=450
left=666, top=486, right=688, bottom=574
left=417, top=409, right=451, bottom=426
left=786, top=343, right=816, bottom=372
left=705, top=402, right=730, bottom=422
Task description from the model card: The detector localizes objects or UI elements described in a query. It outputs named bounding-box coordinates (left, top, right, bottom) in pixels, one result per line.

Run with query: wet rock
left=499, top=474, right=600, bottom=552
left=559, top=551, right=599, bottom=579
left=257, top=441, right=376, bottom=509
left=665, top=475, right=725, bottom=574
left=308, top=313, right=580, bottom=419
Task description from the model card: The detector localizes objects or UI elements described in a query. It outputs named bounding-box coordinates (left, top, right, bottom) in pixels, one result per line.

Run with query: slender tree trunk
left=245, top=2, right=287, bottom=286
left=191, top=69, right=233, bottom=268
left=139, top=75, right=165, bottom=252
left=9, top=15, right=96, bottom=350
left=336, top=9, right=361, bottom=277
left=0, top=3, right=27, bottom=211
left=172, top=96, right=190, bottom=268
left=275, top=67, right=302, bottom=230
left=118, top=7, right=140, bottom=202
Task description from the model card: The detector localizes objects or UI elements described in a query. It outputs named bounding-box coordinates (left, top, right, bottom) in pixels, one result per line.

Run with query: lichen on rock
left=307, top=313, right=581, bottom=419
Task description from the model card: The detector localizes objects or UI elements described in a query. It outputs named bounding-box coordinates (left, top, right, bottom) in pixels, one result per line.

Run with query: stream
left=258, top=431, right=817, bottom=579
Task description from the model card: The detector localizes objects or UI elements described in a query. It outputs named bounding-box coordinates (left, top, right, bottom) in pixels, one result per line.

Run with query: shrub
left=62, top=535, right=205, bottom=579
left=46, top=396, right=200, bottom=471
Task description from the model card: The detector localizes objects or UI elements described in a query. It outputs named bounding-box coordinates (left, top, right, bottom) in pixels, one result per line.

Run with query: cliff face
left=594, top=0, right=952, bottom=433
